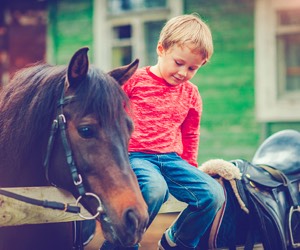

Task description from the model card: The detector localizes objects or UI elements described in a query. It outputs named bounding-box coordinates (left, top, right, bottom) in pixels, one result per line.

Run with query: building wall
left=184, top=0, right=262, bottom=163
left=0, top=1, right=47, bottom=85
left=48, top=0, right=94, bottom=65
left=48, top=0, right=300, bottom=165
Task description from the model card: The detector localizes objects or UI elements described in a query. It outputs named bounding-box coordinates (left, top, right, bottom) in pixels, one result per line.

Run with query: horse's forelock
left=74, top=67, right=130, bottom=128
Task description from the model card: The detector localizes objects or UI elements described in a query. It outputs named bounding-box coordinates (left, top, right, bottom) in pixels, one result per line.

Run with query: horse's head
left=48, top=47, right=148, bottom=246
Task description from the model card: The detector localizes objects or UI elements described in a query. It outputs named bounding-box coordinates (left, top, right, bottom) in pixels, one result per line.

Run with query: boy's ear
left=201, top=59, right=208, bottom=66
left=156, top=42, right=165, bottom=56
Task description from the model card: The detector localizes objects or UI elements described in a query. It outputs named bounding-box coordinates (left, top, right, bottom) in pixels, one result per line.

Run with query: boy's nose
left=178, top=69, right=187, bottom=77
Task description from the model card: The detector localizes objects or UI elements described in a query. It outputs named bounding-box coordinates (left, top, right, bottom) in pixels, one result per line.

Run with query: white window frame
left=255, top=0, right=300, bottom=122
left=93, top=0, right=183, bottom=72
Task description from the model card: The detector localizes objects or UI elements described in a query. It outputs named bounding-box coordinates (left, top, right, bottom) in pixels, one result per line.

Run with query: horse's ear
left=108, top=59, right=139, bottom=86
left=67, top=47, right=89, bottom=88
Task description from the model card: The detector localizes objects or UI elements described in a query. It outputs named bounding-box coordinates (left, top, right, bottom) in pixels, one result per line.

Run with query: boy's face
left=156, top=43, right=207, bottom=85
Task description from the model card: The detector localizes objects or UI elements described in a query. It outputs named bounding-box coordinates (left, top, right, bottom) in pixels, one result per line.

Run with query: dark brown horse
left=0, top=47, right=148, bottom=250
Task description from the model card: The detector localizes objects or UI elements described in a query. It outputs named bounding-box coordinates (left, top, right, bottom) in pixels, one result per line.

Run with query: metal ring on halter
left=76, top=192, right=103, bottom=220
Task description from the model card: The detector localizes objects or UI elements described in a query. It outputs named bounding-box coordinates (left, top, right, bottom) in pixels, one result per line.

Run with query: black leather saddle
left=238, top=129, right=300, bottom=250
left=252, top=129, right=300, bottom=178
left=199, top=130, right=300, bottom=250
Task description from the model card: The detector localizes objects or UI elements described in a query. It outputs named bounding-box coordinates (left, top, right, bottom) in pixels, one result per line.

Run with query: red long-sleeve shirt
left=123, top=66, right=202, bottom=167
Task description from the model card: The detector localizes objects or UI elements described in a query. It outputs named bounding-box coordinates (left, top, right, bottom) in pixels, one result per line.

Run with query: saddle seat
left=252, top=129, right=300, bottom=178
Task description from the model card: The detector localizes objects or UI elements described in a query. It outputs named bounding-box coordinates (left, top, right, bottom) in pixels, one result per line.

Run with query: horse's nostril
left=124, top=209, right=139, bottom=232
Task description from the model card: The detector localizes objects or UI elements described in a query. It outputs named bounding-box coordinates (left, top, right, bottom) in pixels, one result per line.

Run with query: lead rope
left=0, top=188, right=80, bottom=213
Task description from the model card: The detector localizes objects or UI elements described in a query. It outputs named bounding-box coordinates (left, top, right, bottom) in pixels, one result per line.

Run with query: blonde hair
left=159, top=13, right=213, bottom=61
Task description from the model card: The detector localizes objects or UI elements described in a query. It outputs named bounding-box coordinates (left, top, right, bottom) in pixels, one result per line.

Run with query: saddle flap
left=244, top=163, right=284, bottom=188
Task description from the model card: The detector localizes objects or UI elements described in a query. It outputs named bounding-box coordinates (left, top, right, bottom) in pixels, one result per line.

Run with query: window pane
left=276, top=10, right=300, bottom=96
left=107, top=0, right=166, bottom=14
left=144, top=20, right=165, bottom=65
left=112, top=46, right=132, bottom=68
left=278, top=9, right=300, bottom=26
left=284, top=34, right=300, bottom=91
left=144, top=0, right=166, bottom=8
left=113, top=25, right=131, bottom=39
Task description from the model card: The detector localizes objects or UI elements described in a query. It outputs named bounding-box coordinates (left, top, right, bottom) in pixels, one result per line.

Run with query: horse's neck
left=0, top=223, right=74, bottom=250
left=0, top=156, right=47, bottom=187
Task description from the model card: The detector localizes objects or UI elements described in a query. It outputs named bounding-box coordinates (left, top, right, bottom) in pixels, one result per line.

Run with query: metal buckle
left=76, top=192, right=103, bottom=220
left=74, top=174, right=83, bottom=186
left=58, top=114, right=66, bottom=123
left=288, top=206, right=300, bottom=248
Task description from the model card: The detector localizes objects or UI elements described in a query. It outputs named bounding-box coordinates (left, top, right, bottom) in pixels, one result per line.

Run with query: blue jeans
left=131, top=152, right=225, bottom=249
left=101, top=152, right=225, bottom=250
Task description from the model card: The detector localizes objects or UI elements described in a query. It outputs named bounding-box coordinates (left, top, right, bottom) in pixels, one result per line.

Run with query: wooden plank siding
left=47, top=0, right=300, bottom=165
left=48, top=0, right=94, bottom=65
left=184, top=0, right=261, bottom=164
left=185, top=0, right=300, bottom=162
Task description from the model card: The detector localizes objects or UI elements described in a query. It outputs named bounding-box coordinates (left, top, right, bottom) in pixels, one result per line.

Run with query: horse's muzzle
left=99, top=206, right=148, bottom=247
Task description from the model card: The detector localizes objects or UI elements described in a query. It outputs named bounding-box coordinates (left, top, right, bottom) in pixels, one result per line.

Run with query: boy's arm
left=180, top=108, right=201, bottom=167
left=180, top=93, right=202, bottom=167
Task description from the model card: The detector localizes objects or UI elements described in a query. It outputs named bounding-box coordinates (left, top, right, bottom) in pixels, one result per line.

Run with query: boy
left=101, top=13, right=225, bottom=250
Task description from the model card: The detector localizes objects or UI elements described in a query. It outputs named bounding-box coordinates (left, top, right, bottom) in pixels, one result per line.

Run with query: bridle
left=43, top=84, right=104, bottom=220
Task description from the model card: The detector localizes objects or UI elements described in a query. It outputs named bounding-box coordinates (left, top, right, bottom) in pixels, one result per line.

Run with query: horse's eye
left=77, top=126, right=95, bottom=139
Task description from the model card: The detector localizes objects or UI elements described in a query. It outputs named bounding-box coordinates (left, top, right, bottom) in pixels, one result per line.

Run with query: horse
left=0, top=47, right=149, bottom=250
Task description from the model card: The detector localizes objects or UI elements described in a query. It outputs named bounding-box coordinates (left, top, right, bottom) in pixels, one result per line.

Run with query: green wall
left=185, top=0, right=261, bottom=164
left=48, top=0, right=94, bottom=65
left=48, top=0, right=299, bottom=165
left=186, top=0, right=300, bottom=164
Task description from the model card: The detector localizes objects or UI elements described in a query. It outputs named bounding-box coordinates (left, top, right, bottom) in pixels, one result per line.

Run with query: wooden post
left=0, top=187, right=186, bottom=227
left=0, top=186, right=92, bottom=227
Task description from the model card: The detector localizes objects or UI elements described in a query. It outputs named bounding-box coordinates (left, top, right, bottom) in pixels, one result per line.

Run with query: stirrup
left=288, top=206, right=300, bottom=248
